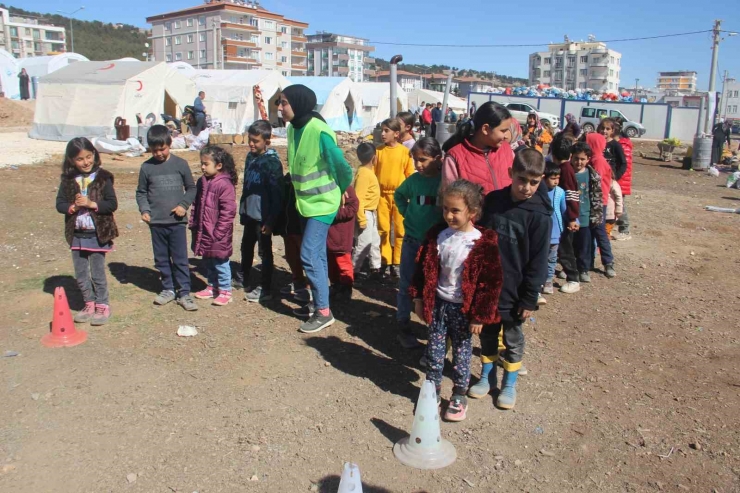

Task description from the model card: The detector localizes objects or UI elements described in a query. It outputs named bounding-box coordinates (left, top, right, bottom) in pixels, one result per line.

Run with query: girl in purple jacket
left=190, top=146, right=238, bottom=306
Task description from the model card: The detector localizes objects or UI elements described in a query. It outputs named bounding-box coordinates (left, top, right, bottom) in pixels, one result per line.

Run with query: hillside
left=375, top=58, right=528, bottom=87
left=2, top=4, right=149, bottom=61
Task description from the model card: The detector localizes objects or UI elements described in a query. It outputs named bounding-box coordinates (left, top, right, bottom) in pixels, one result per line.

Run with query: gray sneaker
left=604, top=264, right=616, bottom=279
left=293, top=302, right=315, bottom=318
left=299, top=310, right=335, bottom=334
left=579, top=272, right=591, bottom=283
left=245, top=286, right=273, bottom=303
left=294, top=288, right=312, bottom=303
left=177, top=295, right=198, bottom=311
left=557, top=271, right=567, bottom=280
left=154, top=290, right=176, bottom=305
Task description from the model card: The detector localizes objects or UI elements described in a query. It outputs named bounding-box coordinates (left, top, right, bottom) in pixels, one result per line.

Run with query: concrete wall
left=668, top=108, right=701, bottom=142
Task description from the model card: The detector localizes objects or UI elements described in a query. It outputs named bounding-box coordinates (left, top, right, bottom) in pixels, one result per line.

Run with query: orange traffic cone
left=41, top=287, right=87, bottom=348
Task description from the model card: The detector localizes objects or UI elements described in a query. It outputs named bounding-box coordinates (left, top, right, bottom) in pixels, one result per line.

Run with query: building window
left=281, top=41, right=288, bottom=48
left=199, top=16, right=205, bottom=26
left=166, top=53, right=172, bottom=62
left=544, top=70, right=551, bottom=77
left=175, top=52, right=182, bottom=61
left=610, top=56, right=615, bottom=64
left=200, top=50, right=206, bottom=59
left=174, top=20, right=181, bottom=29
left=164, top=22, right=171, bottom=31
left=579, top=82, right=587, bottom=89
left=265, top=52, right=274, bottom=60
left=10, top=27, right=17, bottom=36
left=187, top=34, right=193, bottom=43
left=579, top=69, right=587, bottom=76
left=544, top=57, right=551, bottom=65
left=187, top=51, right=194, bottom=60
left=282, top=71, right=288, bottom=76
left=580, top=56, right=587, bottom=63
left=175, top=36, right=181, bottom=45
left=250, top=17, right=258, bottom=27
left=264, top=36, right=272, bottom=45
left=263, top=20, right=275, bottom=30
left=165, top=37, right=171, bottom=46
left=200, top=33, right=206, bottom=42
left=33, top=30, right=41, bottom=40
left=281, top=56, right=287, bottom=62
left=281, top=26, right=287, bottom=34
left=187, top=18, right=193, bottom=27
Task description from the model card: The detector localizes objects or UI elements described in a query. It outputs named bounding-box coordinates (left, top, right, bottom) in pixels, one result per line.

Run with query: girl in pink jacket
left=190, top=146, right=238, bottom=306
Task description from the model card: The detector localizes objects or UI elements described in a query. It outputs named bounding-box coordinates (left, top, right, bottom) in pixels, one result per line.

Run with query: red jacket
left=189, top=173, right=237, bottom=258
left=443, top=138, right=514, bottom=195
left=616, top=137, right=633, bottom=195
left=327, top=185, right=358, bottom=254
left=422, top=108, right=432, bottom=125
left=586, top=133, right=612, bottom=206
left=410, top=223, right=503, bottom=325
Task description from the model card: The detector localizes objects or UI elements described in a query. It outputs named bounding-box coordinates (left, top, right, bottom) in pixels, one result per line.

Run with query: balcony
left=292, top=64, right=307, bottom=71
left=337, top=67, right=349, bottom=75
left=222, top=39, right=259, bottom=49
left=591, top=46, right=607, bottom=54
left=335, top=53, right=349, bottom=61
left=224, top=55, right=259, bottom=64
left=292, top=34, right=307, bottom=42
left=590, top=59, right=609, bottom=68
left=364, top=69, right=376, bottom=76
left=364, top=57, right=375, bottom=64
left=291, top=50, right=307, bottom=58
left=221, top=22, right=258, bottom=32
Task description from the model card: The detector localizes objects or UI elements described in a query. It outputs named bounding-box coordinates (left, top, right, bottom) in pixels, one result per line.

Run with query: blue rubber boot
left=496, top=370, right=519, bottom=410
left=468, top=361, right=495, bottom=399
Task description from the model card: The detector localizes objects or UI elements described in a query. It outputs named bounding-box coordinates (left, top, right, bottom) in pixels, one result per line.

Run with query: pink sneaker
left=212, top=290, right=233, bottom=306
left=74, top=301, right=95, bottom=323
left=91, top=304, right=111, bottom=326
left=194, top=286, right=216, bottom=299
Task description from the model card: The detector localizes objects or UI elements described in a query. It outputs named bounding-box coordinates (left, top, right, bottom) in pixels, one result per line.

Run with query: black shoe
left=389, top=265, right=399, bottom=279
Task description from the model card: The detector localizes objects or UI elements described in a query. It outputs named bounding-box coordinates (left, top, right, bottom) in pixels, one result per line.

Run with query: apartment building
left=455, top=76, right=495, bottom=97
left=305, top=32, right=375, bottom=83
left=1, top=8, right=66, bottom=59
left=373, top=70, right=424, bottom=92
left=529, top=36, right=621, bottom=92
left=146, top=0, right=308, bottom=76
left=657, top=71, right=697, bottom=93
left=720, top=79, right=740, bottom=120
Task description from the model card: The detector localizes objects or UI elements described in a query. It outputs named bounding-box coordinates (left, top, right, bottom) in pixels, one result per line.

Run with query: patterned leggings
left=425, top=298, right=473, bottom=396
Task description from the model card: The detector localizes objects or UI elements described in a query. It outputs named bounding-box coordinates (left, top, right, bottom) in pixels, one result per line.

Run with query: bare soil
left=1, top=140, right=739, bottom=493
left=0, top=99, right=35, bottom=130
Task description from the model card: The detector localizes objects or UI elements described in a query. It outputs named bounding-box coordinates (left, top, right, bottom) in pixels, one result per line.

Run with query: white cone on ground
left=393, top=380, right=457, bottom=469
left=337, top=462, right=363, bottom=493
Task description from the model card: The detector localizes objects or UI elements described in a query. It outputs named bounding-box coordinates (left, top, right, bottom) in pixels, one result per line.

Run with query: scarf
left=282, top=84, right=326, bottom=129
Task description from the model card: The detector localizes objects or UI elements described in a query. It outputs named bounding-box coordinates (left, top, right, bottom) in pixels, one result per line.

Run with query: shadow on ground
left=43, top=275, right=84, bottom=310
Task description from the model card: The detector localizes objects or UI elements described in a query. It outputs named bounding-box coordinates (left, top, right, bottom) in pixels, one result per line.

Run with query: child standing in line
left=353, top=143, right=382, bottom=279
left=605, top=173, right=623, bottom=237
left=238, top=120, right=284, bottom=303
left=136, top=125, right=198, bottom=311
left=541, top=161, right=567, bottom=300
left=472, top=149, right=551, bottom=410
left=56, top=137, right=119, bottom=325
left=585, top=133, right=616, bottom=279
left=598, top=117, right=627, bottom=180
left=190, top=146, right=238, bottom=306
left=570, top=142, right=605, bottom=283
left=614, top=117, right=633, bottom=241
left=327, top=185, right=359, bottom=301
left=394, top=137, right=444, bottom=349
left=375, top=118, right=415, bottom=278
left=410, top=180, right=504, bottom=422
left=397, top=111, right=417, bottom=151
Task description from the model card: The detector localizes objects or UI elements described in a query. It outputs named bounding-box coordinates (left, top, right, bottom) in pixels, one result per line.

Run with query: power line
left=368, top=30, right=714, bottom=48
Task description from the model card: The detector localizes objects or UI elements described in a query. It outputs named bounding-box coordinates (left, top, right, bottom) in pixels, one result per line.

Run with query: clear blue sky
left=18, top=0, right=740, bottom=89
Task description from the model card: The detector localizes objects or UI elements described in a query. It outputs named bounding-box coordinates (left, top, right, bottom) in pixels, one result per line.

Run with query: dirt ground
left=1, top=138, right=740, bottom=493
left=0, top=99, right=35, bottom=132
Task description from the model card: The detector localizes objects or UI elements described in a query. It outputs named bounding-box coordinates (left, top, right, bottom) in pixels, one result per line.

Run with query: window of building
left=187, top=18, right=193, bottom=27
left=579, top=82, right=587, bottom=89
left=609, top=82, right=613, bottom=89
left=175, top=52, right=182, bottom=61
left=580, top=69, right=587, bottom=76
left=281, top=26, right=287, bottom=34
left=281, top=56, right=287, bottom=63
left=165, top=53, right=172, bottom=62
left=609, top=69, right=614, bottom=77
left=732, top=105, right=738, bottom=113
left=199, top=16, right=205, bottom=26
left=200, top=33, right=206, bottom=42
left=187, top=34, right=193, bottom=43
left=200, top=49, right=206, bottom=59
left=165, top=37, right=171, bottom=46
left=544, top=57, right=550, bottom=65
left=263, top=20, right=275, bottom=30
left=10, top=27, right=17, bottom=36
left=250, top=17, right=258, bottom=27
left=282, top=71, right=288, bottom=76
left=281, top=41, right=288, bottom=48
left=174, top=20, right=181, bottom=29
left=264, top=36, right=272, bottom=45
left=187, top=51, right=194, bottom=60
left=265, top=52, right=274, bottom=60
left=580, top=56, right=587, bottom=63
left=544, top=70, right=551, bottom=77
left=175, top=36, right=181, bottom=45
left=610, top=56, right=615, bottom=64
left=32, top=30, right=40, bottom=40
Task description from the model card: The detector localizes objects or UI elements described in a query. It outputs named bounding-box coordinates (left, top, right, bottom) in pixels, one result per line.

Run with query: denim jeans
left=150, top=224, right=191, bottom=296
left=72, top=250, right=109, bottom=305
left=206, top=257, right=231, bottom=291
left=300, top=217, right=331, bottom=310
left=590, top=215, right=614, bottom=268
left=397, top=236, right=422, bottom=323
left=547, top=243, right=559, bottom=281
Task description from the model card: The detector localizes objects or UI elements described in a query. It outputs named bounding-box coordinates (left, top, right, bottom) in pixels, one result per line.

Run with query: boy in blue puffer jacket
left=541, top=161, right=567, bottom=301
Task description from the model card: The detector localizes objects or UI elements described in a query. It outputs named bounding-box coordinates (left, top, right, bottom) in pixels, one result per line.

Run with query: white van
left=579, top=106, right=646, bottom=138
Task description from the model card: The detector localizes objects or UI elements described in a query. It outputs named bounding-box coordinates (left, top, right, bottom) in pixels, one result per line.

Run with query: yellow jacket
left=353, top=166, right=380, bottom=228
left=375, top=144, right=414, bottom=193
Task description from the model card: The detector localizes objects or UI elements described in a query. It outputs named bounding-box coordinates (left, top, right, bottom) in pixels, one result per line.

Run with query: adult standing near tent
left=470, top=101, right=477, bottom=119
left=421, top=103, right=432, bottom=137
left=431, top=102, right=443, bottom=138
left=280, top=84, right=353, bottom=334
left=193, top=91, right=207, bottom=136
left=711, top=120, right=732, bottom=165
left=18, top=68, right=30, bottom=101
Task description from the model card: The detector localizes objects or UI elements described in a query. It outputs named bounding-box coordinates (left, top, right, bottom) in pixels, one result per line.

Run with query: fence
left=467, top=92, right=701, bottom=143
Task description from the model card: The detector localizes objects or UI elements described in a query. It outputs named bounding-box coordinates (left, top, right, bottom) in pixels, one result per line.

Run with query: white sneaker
left=559, top=281, right=581, bottom=294
left=537, top=294, right=547, bottom=305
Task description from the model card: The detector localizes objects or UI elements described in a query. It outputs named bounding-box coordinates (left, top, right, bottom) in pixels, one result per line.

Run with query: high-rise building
left=528, top=36, right=621, bottom=92
left=657, top=71, right=697, bottom=93
left=305, top=32, right=375, bottom=82
left=1, top=8, right=66, bottom=59
left=146, top=1, right=308, bottom=75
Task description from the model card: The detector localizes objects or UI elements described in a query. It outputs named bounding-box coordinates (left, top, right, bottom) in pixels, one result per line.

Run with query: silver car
left=579, top=106, right=646, bottom=138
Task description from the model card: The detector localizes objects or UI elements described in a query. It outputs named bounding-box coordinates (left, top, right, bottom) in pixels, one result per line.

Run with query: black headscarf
left=281, top=84, right=326, bottom=129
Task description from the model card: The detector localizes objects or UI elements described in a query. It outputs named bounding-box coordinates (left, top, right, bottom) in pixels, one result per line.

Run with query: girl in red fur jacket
left=410, top=179, right=504, bottom=422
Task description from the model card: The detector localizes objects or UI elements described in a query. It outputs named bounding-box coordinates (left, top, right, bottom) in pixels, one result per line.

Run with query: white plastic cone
left=337, top=462, right=363, bottom=493
left=393, top=380, right=457, bottom=469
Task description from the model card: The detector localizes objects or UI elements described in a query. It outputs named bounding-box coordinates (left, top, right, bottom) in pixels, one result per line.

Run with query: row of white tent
left=1, top=50, right=91, bottom=100
left=27, top=57, right=468, bottom=142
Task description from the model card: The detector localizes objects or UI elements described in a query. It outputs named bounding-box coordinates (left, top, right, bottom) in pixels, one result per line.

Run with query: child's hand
left=171, top=205, right=187, bottom=218
left=74, top=194, right=95, bottom=209
left=567, top=220, right=580, bottom=232
left=469, top=323, right=483, bottom=335
left=413, top=299, right=424, bottom=320
left=261, top=225, right=272, bottom=235
left=141, top=212, right=151, bottom=223
left=518, top=308, right=533, bottom=321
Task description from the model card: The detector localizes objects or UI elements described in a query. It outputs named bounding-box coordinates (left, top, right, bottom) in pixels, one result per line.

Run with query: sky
left=18, top=0, right=740, bottom=90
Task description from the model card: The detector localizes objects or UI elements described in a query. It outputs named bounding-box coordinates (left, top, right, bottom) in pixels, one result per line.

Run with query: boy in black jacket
left=471, top=148, right=551, bottom=410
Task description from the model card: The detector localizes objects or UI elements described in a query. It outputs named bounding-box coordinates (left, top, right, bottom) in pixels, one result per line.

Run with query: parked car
left=494, top=101, right=560, bottom=130
left=579, top=106, right=646, bottom=138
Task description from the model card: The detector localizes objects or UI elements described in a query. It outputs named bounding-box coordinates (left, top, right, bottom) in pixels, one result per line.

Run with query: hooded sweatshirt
left=480, top=182, right=552, bottom=321
left=586, top=133, right=612, bottom=206
left=239, top=148, right=284, bottom=227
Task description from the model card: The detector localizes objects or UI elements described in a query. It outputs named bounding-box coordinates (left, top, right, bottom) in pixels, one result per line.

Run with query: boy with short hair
left=472, top=148, right=552, bottom=410
left=352, top=143, right=382, bottom=279
left=238, top=120, right=284, bottom=303
left=136, top=125, right=198, bottom=311
left=541, top=161, right=567, bottom=300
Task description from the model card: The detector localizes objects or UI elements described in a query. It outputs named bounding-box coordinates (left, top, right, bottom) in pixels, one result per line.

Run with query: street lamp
left=57, top=6, right=85, bottom=53
left=634, top=78, right=639, bottom=99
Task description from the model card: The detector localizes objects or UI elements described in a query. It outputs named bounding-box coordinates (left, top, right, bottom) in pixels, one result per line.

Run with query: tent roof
left=354, top=82, right=390, bottom=107
left=18, top=53, right=89, bottom=72
left=40, top=61, right=163, bottom=84
left=192, top=69, right=287, bottom=88
left=287, top=76, right=353, bottom=105
left=408, top=88, right=467, bottom=111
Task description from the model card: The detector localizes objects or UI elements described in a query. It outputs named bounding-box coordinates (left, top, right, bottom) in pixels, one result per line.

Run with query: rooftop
left=146, top=2, right=308, bottom=27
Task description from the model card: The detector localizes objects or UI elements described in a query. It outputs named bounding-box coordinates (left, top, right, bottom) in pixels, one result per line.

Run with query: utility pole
left=57, top=6, right=85, bottom=53
left=720, top=70, right=729, bottom=120
left=704, top=19, right=721, bottom=134
left=634, top=78, right=639, bottom=99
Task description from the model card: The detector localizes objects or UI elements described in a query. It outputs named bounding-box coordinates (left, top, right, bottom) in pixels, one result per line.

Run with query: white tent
left=287, top=76, right=362, bottom=132
left=168, top=61, right=197, bottom=77
left=190, top=69, right=290, bottom=133
left=30, top=61, right=197, bottom=142
left=407, top=88, right=467, bottom=113
left=114, top=57, right=143, bottom=62
left=355, top=82, right=408, bottom=128
left=0, top=49, right=19, bottom=100
left=18, top=53, right=89, bottom=78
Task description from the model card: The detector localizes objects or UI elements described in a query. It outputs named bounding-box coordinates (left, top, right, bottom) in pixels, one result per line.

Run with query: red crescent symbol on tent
left=136, top=81, right=143, bottom=92
left=100, top=63, right=115, bottom=70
